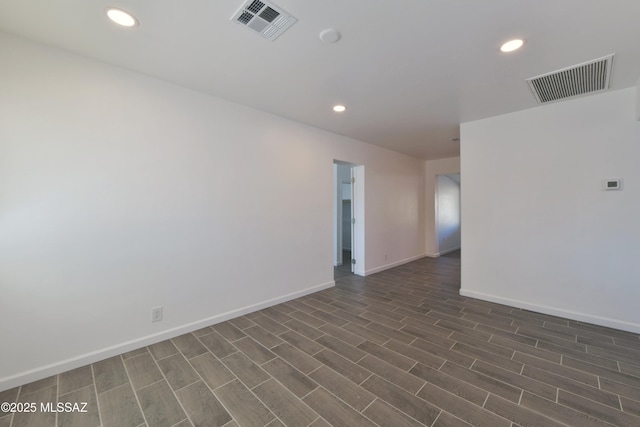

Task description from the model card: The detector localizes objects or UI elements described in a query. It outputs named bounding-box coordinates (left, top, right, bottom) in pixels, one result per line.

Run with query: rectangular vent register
left=231, top=0, right=297, bottom=41
left=527, top=54, right=614, bottom=104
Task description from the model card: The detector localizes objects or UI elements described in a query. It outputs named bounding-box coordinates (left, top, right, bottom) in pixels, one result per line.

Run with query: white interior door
left=352, top=165, right=365, bottom=276
left=349, top=170, right=355, bottom=272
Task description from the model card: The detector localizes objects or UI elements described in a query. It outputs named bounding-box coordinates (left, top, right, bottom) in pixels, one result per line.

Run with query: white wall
left=424, top=157, right=460, bottom=257
left=461, top=87, right=640, bottom=333
left=436, top=175, right=461, bottom=254
left=0, top=33, right=426, bottom=390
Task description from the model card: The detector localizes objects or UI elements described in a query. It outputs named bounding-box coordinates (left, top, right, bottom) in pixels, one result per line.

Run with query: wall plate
left=603, top=179, right=622, bottom=190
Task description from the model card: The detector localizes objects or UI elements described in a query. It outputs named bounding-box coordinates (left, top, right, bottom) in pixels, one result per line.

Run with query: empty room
left=1, top=1, right=639, bottom=426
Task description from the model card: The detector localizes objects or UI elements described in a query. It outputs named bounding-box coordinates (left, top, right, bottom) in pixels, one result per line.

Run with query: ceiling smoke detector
left=231, top=0, right=297, bottom=41
left=526, top=54, right=615, bottom=104
left=319, top=28, right=341, bottom=44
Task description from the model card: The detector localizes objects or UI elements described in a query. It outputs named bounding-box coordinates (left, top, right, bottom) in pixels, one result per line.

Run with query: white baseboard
left=364, top=254, right=427, bottom=276
left=426, top=246, right=461, bottom=258
left=0, top=280, right=335, bottom=392
left=439, top=246, right=460, bottom=256
left=459, top=289, right=640, bottom=334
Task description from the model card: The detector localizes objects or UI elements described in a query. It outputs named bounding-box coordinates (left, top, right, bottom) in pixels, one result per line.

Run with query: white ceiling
left=1, top=1, right=639, bottom=160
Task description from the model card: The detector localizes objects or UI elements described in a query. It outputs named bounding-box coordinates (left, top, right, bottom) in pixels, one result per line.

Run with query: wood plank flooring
left=2, top=251, right=640, bottom=426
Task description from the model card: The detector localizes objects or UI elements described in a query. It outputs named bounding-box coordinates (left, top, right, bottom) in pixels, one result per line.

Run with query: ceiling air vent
left=231, top=0, right=297, bottom=41
left=526, top=54, right=615, bottom=104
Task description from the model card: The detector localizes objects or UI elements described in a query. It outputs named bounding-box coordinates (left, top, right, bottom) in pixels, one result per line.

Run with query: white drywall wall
left=461, top=87, right=640, bottom=333
left=0, top=33, right=426, bottom=390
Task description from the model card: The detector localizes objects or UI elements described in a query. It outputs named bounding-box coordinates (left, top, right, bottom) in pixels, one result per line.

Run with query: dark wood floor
left=2, top=251, right=640, bottom=426
left=334, top=250, right=353, bottom=280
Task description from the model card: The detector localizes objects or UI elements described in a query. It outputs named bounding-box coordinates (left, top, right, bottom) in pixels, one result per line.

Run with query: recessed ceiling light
left=500, top=38, right=524, bottom=53
left=106, top=8, right=138, bottom=27
left=333, top=105, right=347, bottom=113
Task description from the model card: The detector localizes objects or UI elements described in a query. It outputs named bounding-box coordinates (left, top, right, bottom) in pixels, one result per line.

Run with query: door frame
left=434, top=173, right=461, bottom=256
left=333, top=161, right=364, bottom=275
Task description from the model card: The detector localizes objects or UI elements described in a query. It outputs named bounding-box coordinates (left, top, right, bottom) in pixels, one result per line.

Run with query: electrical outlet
left=151, top=306, right=163, bottom=322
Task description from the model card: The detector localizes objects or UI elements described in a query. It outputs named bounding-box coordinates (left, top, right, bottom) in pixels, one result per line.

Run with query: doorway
left=333, top=161, right=364, bottom=277
left=435, top=173, right=461, bottom=256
